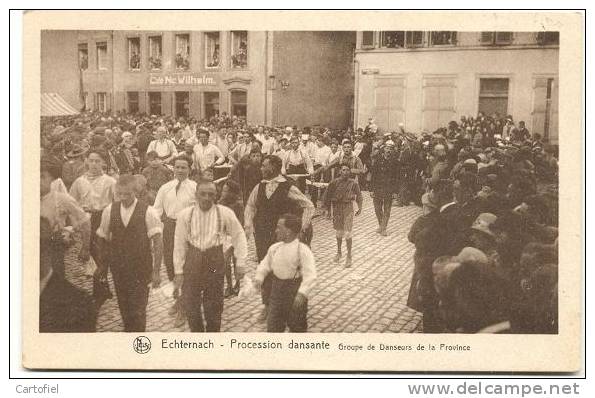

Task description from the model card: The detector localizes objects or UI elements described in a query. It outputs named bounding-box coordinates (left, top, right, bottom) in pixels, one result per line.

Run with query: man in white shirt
left=193, top=129, right=225, bottom=176
left=69, top=150, right=117, bottom=279
left=260, top=128, right=276, bottom=155
left=173, top=179, right=248, bottom=332
left=96, top=175, right=164, bottom=332
left=282, top=136, right=314, bottom=193
left=244, top=155, right=315, bottom=322
left=254, top=213, right=316, bottom=332
left=146, top=126, right=178, bottom=164
left=152, top=155, right=197, bottom=326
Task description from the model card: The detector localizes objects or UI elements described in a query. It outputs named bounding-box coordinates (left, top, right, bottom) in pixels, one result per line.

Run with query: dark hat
left=66, top=144, right=88, bottom=158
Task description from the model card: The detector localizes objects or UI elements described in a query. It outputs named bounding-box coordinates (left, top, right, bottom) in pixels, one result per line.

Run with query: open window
left=230, top=90, right=247, bottom=118
left=361, top=31, right=375, bottom=49
left=231, top=31, right=248, bottom=69
left=430, top=31, right=457, bottom=46
left=128, top=37, right=141, bottom=70
left=205, top=32, right=220, bottom=68
left=175, top=34, right=190, bottom=70
left=148, top=36, right=162, bottom=70
left=127, top=92, right=139, bottom=113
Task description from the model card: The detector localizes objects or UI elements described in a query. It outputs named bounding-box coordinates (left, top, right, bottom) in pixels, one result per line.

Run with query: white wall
left=355, top=47, right=559, bottom=141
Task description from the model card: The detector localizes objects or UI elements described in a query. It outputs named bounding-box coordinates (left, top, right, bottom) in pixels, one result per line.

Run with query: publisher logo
left=133, top=336, right=151, bottom=354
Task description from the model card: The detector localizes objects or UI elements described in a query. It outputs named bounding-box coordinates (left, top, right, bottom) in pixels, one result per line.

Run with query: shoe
left=233, top=281, right=241, bottom=296
left=257, top=306, right=268, bottom=323
left=380, top=229, right=388, bottom=237
left=224, top=287, right=233, bottom=298
left=376, top=227, right=382, bottom=233
left=345, top=256, right=352, bottom=268
left=168, top=300, right=179, bottom=316
left=334, top=253, right=341, bottom=262
left=174, top=311, right=186, bottom=328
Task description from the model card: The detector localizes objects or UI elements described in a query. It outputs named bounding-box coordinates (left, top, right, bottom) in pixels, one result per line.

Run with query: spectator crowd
left=39, top=108, right=559, bottom=334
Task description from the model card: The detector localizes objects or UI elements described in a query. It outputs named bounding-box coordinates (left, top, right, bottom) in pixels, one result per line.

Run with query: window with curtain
left=175, top=34, right=190, bottom=70
left=231, top=31, right=248, bottom=68
left=205, top=32, right=220, bottom=68
left=128, top=38, right=141, bottom=70
left=148, top=36, right=162, bottom=70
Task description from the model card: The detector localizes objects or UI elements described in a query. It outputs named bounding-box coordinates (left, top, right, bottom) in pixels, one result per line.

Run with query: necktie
left=175, top=180, right=182, bottom=195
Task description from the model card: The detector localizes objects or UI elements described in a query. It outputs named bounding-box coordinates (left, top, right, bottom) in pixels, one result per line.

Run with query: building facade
left=41, top=30, right=356, bottom=129
left=354, top=31, right=559, bottom=143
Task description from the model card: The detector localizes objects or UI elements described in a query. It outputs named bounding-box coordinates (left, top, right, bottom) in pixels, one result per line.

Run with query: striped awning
left=41, top=93, right=79, bottom=117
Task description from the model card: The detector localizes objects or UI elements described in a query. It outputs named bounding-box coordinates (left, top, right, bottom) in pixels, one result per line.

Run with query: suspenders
left=186, top=204, right=223, bottom=250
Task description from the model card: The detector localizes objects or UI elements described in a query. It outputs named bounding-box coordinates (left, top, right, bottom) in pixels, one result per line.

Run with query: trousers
left=111, top=265, right=150, bottom=332
left=182, top=244, right=225, bottom=332
left=373, top=194, right=393, bottom=229
left=267, top=275, right=307, bottom=332
left=162, top=218, right=176, bottom=282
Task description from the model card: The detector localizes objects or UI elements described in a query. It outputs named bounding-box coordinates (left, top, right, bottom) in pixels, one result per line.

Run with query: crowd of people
left=39, top=109, right=559, bottom=334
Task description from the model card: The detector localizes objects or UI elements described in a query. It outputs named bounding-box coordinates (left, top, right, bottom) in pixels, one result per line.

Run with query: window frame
left=148, top=35, right=163, bottom=71
left=204, top=31, right=221, bottom=69
left=127, top=36, right=141, bottom=72
left=476, top=75, right=512, bottom=117
left=96, top=92, right=107, bottom=112
left=203, top=91, right=221, bottom=119
left=174, top=33, right=191, bottom=71
left=148, top=91, right=162, bottom=116
left=429, top=31, right=457, bottom=46
left=480, top=31, right=514, bottom=46
left=96, top=41, right=108, bottom=71
left=230, top=30, right=249, bottom=70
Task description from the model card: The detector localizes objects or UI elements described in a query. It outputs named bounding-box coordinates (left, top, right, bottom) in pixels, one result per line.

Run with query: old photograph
left=39, top=27, right=560, bottom=335
left=20, top=10, right=583, bottom=372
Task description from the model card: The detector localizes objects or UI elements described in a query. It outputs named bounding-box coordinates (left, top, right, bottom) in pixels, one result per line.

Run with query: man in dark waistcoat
left=370, top=140, right=400, bottom=236
left=96, top=175, right=164, bottom=332
left=244, top=155, right=315, bottom=322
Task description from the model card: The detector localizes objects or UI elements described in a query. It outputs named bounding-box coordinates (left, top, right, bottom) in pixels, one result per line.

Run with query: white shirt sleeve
left=297, top=243, right=317, bottom=297
left=173, top=207, right=191, bottom=275
left=243, top=184, right=260, bottom=230
left=221, top=206, right=248, bottom=274
left=152, top=183, right=167, bottom=219
left=95, top=204, right=112, bottom=240
left=254, top=244, right=275, bottom=283
left=145, top=206, right=164, bottom=238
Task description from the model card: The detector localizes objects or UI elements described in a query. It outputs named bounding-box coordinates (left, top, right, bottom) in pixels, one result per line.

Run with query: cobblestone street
left=65, top=195, right=423, bottom=333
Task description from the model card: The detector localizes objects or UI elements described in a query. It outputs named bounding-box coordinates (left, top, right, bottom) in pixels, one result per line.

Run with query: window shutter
left=362, top=31, right=374, bottom=48
left=480, top=32, right=494, bottom=44
left=495, top=32, right=513, bottom=44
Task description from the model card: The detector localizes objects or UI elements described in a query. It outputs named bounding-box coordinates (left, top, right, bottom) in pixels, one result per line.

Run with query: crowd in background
left=39, top=108, right=559, bottom=334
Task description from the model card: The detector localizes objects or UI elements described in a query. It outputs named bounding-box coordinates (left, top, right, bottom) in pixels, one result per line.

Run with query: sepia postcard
left=21, top=10, right=583, bottom=372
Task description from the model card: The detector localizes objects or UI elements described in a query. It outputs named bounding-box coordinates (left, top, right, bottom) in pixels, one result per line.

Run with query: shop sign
left=149, top=74, right=217, bottom=86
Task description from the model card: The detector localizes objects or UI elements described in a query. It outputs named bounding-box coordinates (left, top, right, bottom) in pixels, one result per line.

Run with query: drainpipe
left=353, top=58, right=360, bottom=130
left=264, top=31, right=269, bottom=125
left=111, top=30, right=115, bottom=114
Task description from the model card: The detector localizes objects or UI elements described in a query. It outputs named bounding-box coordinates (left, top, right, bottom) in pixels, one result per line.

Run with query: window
left=96, top=92, right=107, bottom=112
left=96, top=42, right=108, bottom=70
left=175, top=34, right=190, bottom=70
left=380, top=31, right=424, bottom=48
left=406, top=31, right=424, bottom=47
left=381, top=31, right=405, bottom=48
left=361, top=31, right=375, bottom=48
left=175, top=92, right=189, bottom=118
left=127, top=92, right=139, bottom=113
left=204, top=92, right=220, bottom=119
left=230, top=90, right=247, bottom=118
left=422, top=77, right=457, bottom=132
left=205, top=32, right=220, bottom=68
left=537, top=32, right=559, bottom=45
left=148, top=36, right=163, bottom=70
left=430, top=31, right=457, bottom=46
left=149, top=92, right=162, bottom=115
left=478, top=78, right=509, bottom=117
left=78, top=43, right=88, bottom=70
left=231, top=31, right=248, bottom=69
left=128, top=38, right=141, bottom=70
left=481, top=32, right=513, bottom=45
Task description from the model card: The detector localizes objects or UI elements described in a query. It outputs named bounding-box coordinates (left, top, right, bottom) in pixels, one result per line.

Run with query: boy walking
left=323, top=164, right=363, bottom=268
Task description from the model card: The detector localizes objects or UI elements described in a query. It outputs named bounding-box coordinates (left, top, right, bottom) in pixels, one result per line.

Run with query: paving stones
left=64, top=196, right=423, bottom=333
